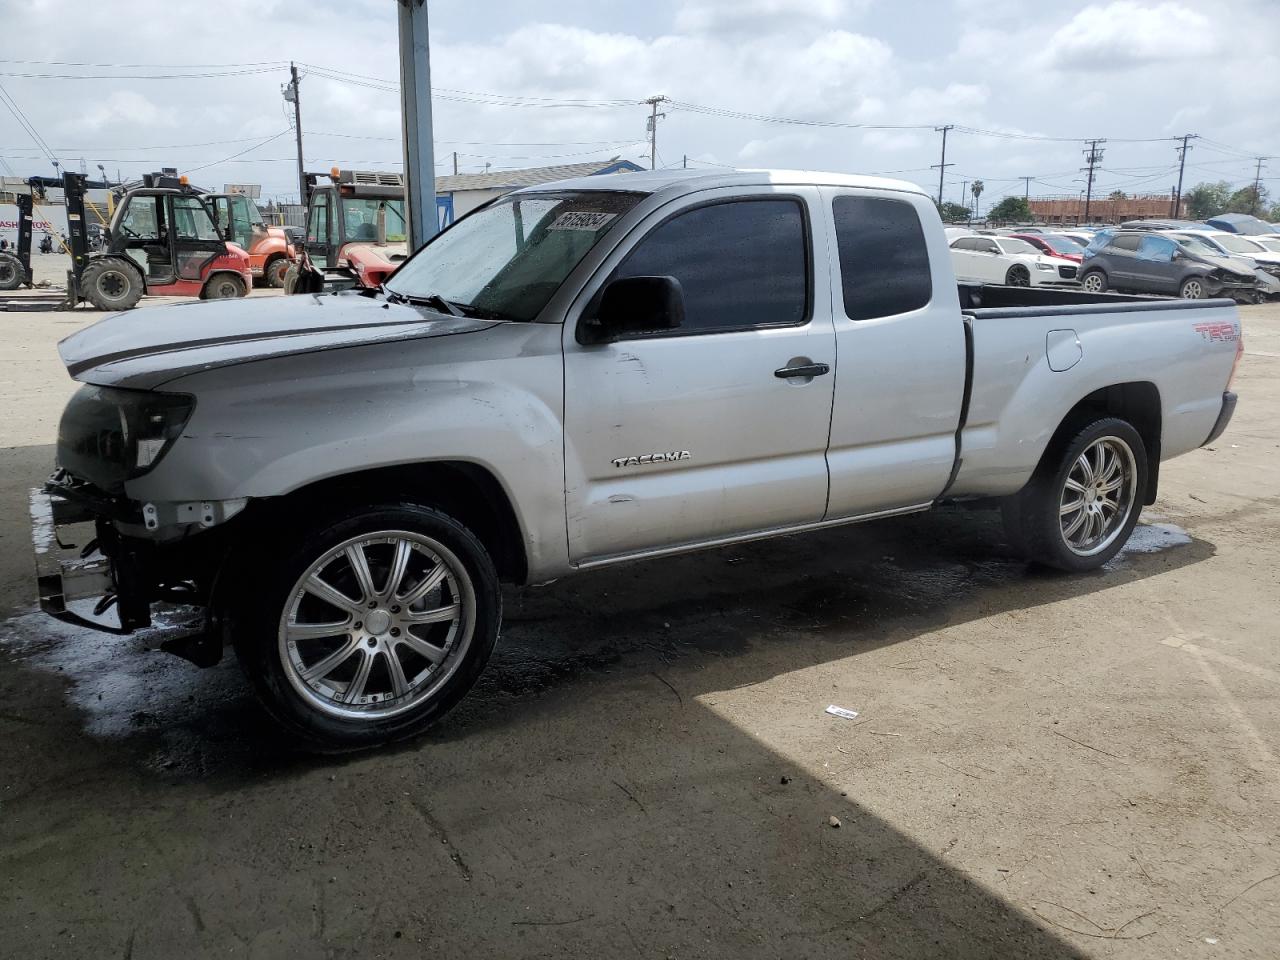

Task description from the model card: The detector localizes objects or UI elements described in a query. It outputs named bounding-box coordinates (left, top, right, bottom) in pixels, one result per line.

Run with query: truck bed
left=948, top=293, right=1240, bottom=499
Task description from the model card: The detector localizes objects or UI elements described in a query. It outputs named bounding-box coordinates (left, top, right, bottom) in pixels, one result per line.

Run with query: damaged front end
left=32, top=470, right=247, bottom=665
left=31, top=380, right=249, bottom=665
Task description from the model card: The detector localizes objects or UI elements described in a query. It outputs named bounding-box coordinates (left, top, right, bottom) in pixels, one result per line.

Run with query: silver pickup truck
left=34, top=169, right=1241, bottom=747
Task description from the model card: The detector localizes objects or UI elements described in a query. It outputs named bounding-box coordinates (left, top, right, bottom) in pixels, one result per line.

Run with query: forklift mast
left=13, top=193, right=34, bottom=287
left=60, top=172, right=91, bottom=282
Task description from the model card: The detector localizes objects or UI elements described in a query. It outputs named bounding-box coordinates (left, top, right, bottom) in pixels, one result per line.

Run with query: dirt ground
left=1, top=284, right=1278, bottom=959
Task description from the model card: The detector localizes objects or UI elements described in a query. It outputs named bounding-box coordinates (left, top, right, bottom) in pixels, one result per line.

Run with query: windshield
left=1215, top=234, right=1262, bottom=255
left=386, top=191, right=643, bottom=322
left=1042, top=235, right=1086, bottom=255
left=1253, top=237, right=1280, bottom=253
left=999, top=238, right=1039, bottom=255
left=1174, top=235, right=1220, bottom=256
left=342, top=198, right=407, bottom=243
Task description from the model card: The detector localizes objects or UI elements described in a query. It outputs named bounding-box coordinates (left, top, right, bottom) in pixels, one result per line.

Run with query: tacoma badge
left=611, top=451, right=691, bottom=468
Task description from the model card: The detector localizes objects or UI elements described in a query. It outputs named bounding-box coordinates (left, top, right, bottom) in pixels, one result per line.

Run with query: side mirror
left=1171, top=250, right=1184, bottom=261
left=579, top=275, right=685, bottom=344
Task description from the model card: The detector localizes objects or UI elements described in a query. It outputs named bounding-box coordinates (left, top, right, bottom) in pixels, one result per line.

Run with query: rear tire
left=1002, top=417, right=1147, bottom=572
left=0, top=252, right=22, bottom=290
left=1080, top=270, right=1107, bottom=293
left=231, top=503, right=502, bottom=750
left=82, top=258, right=143, bottom=310
left=203, top=274, right=247, bottom=299
left=1179, top=276, right=1205, bottom=299
left=1006, top=264, right=1031, bottom=286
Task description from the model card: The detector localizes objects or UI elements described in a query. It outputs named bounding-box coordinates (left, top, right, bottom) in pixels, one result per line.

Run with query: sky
left=1, top=0, right=1277, bottom=209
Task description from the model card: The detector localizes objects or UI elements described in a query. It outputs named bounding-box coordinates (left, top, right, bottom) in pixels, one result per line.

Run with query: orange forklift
left=205, top=191, right=295, bottom=287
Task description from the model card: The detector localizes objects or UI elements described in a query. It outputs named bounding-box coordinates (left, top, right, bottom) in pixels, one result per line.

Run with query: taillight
left=1228, top=328, right=1244, bottom=391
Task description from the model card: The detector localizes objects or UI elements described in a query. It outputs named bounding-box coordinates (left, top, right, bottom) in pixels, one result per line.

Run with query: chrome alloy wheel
left=1181, top=279, right=1204, bottom=299
left=1081, top=273, right=1104, bottom=293
left=1059, top=437, right=1138, bottom=557
left=278, top=531, right=475, bottom=720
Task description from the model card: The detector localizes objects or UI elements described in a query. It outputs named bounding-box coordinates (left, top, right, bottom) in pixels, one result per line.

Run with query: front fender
left=125, top=322, right=572, bottom=578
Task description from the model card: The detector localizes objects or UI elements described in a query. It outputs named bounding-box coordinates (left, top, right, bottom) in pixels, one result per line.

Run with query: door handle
left=774, top=362, right=830, bottom=379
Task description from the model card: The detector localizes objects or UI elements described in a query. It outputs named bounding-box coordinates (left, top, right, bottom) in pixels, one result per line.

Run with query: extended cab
left=35, top=170, right=1241, bottom=747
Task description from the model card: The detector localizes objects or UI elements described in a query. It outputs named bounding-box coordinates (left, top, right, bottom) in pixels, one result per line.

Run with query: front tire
left=82, top=258, right=144, bottom=310
left=1006, top=264, right=1031, bottom=286
left=1002, top=417, right=1147, bottom=572
left=263, top=256, right=290, bottom=288
left=232, top=503, right=501, bottom=749
left=0, top=252, right=22, bottom=290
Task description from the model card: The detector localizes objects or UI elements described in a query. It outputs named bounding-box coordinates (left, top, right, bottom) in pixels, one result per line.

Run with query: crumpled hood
left=1197, top=253, right=1257, bottom=274
left=59, top=290, right=498, bottom=388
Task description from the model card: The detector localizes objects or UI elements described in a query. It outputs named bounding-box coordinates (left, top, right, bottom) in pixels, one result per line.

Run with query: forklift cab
left=208, top=193, right=266, bottom=252
left=108, top=188, right=226, bottom=285
left=304, top=170, right=406, bottom=269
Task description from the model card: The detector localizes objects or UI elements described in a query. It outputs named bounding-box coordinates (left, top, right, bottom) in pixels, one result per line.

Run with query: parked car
left=1120, top=219, right=1206, bottom=232
left=1206, top=213, right=1278, bottom=235
left=36, top=169, right=1240, bottom=747
left=1080, top=230, right=1258, bottom=301
left=1008, top=232, right=1088, bottom=263
left=1058, top=230, right=1097, bottom=248
left=1168, top=232, right=1280, bottom=301
left=950, top=234, right=1081, bottom=285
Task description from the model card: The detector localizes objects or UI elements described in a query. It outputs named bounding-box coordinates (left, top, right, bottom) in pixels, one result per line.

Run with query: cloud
left=1043, top=1, right=1221, bottom=69
left=675, top=0, right=864, bottom=34
left=77, top=92, right=177, bottom=132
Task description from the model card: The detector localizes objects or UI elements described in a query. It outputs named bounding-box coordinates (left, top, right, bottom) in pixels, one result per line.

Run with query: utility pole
left=1081, top=138, right=1105, bottom=223
left=1252, top=157, right=1267, bottom=215
left=452, top=151, right=458, bottom=175
left=645, top=96, right=668, bottom=170
left=397, top=0, right=437, bottom=248
left=683, top=154, right=687, bottom=169
left=932, top=125, right=954, bottom=205
left=1021, top=176, right=1032, bottom=205
left=1172, top=133, right=1196, bottom=218
left=284, top=63, right=305, bottom=205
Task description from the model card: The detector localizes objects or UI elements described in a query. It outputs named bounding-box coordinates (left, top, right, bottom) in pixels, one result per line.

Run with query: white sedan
left=949, top=235, right=1082, bottom=286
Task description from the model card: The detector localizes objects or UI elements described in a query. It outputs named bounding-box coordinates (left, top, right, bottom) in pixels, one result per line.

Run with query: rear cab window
left=832, top=196, right=931, bottom=321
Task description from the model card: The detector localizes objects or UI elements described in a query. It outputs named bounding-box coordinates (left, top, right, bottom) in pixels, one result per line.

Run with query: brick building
left=1028, top=194, right=1187, bottom=225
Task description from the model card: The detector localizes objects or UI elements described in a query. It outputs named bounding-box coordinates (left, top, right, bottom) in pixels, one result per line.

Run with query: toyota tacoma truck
left=34, top=169, right=1242, bottom=748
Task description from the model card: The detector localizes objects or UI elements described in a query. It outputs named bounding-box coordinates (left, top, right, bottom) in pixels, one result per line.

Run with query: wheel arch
left=1036, top=381, right=1162, bottom=505
left=247, top=460, right=529, bottom=585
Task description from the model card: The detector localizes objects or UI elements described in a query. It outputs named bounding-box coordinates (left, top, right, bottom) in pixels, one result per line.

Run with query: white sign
left=0, top=203, right=68, bottom=246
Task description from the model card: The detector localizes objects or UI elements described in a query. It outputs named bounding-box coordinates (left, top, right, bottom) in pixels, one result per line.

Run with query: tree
left=970, top=180, right=984, bottom=216
left=1269, top=202, right=1280, bottom=223
left=1226, top=184, right=1270, bottom=215
left=986, top=196, right=1032, bottom=222
left=1183, top=181, right=1232, bottom=219
left=936, top=200, right=972, bottom=222
left=1108, top=190, right=1128, bottom=201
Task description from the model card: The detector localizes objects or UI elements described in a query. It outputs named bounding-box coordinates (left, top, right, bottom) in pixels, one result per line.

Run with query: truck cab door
left=819, top=188, right=967, bottom=517
left=562, top=187, right=836, bottom=565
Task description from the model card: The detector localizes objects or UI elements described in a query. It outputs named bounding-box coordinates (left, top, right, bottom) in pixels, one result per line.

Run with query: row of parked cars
left=947, top=219, right=1280, bottom=303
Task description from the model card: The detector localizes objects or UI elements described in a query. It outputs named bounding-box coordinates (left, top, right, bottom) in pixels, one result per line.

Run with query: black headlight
left=56, top=385, right=194, bottom=493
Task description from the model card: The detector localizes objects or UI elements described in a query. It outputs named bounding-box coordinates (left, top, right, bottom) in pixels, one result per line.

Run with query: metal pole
left=398, top=0, right=437, bottom=249
left=290, top=63, right=305, bottom=205
left=933, top=125, right=953, bottom=205
left=645, top=96, right=667, bottom=170
left=1252, top=157, right=1266, bottom=215
left=1173, top=134, right=1195, bottom=217
left=452, top=151, right=458, bottom=175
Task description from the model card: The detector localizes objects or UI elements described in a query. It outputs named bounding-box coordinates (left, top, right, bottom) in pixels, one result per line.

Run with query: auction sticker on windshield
left=549, top=211, right=617, bottom=231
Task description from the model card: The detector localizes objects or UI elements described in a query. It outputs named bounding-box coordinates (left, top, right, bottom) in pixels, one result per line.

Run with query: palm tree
left=970, top=180, right=984, bottom=219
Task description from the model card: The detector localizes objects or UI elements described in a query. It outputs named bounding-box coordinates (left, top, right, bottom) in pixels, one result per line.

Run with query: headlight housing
left=56, top=385, right=195, bottom=493
left=1036, top=262, right=1056, bottom=271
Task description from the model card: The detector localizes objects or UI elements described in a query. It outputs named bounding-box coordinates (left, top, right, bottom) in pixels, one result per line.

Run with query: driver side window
left=308, top=199, right=330, bottom=245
